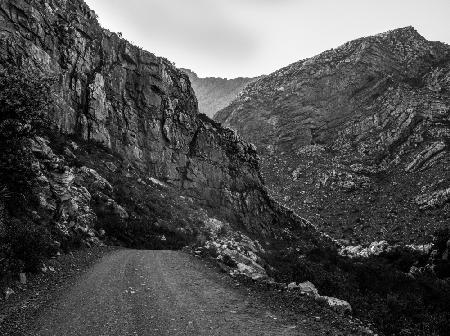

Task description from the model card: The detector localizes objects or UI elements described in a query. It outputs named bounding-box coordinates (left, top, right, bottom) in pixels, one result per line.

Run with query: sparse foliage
left=1, top=218, right=56, bottom=273
left=0, top=66, right=53, bottom=195
left=0, top=66, right=55, bottom=275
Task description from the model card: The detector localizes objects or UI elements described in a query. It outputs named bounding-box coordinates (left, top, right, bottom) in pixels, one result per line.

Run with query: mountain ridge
left=215, top=26, right=450, bottom=244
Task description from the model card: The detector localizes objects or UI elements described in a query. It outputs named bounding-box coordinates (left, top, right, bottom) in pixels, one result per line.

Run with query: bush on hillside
left=0, top=218, right=56, bottom=273
left=0, top=65, right=55, bottom=275
left=0, top=66, right=53, bottom=196
left=264, top=240, right=450, bottom=336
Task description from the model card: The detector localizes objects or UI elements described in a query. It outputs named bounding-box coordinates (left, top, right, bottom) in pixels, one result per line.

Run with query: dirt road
left=32, top=250, right=307, bottom=335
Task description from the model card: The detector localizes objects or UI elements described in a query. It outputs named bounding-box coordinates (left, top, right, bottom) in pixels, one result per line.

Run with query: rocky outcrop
left=181, top=69, right=258, bottom=118
left=338, top=240, right=433, bottom=259
left=201, top=233, right=269, bottom=280
left=405, top=142, right=446, bottom=172
left=415, top=188, right=450, bottom=210
left=30, top=136, right=107, bottom=246
left=287, top=281, right=352, bottom=315
left=216, top=27, right=450, bottom=244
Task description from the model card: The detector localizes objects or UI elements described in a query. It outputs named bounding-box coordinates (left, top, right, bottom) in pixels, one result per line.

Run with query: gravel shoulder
left=0, top=247, right=118, bottom=336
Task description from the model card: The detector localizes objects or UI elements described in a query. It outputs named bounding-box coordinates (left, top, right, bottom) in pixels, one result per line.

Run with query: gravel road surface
left=33, top=250, right=308, bottom=336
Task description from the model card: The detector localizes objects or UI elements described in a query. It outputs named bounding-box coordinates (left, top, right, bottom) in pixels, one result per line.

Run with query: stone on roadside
left=316, top=295, right=352, bottom=315
left=298, top=281, right=319, bottom=296
left=19, top=272, right=27, bottom=284
left=4, top=288, right=14, bottom=300
left=287, top=282, right=299, bottom=290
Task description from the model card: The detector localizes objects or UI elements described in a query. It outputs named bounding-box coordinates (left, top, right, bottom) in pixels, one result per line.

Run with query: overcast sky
left=84, top=0, right=450, bottom=79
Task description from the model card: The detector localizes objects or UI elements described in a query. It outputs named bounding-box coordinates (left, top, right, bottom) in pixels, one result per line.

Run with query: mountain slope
left=0, top=0, right=328, bottom=263
left=216, top=27, right=450, bottom=244
left=181, top=68, right=257, bottom=118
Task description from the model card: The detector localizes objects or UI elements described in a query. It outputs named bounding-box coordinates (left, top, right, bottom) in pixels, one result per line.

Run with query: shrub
left=0, top=66, right=53, bottom=196
left=264, top=242, right=450, bottom=336
left=0, top=218, right=56, bottom=273
left=0, top=65, right=55, bottom=275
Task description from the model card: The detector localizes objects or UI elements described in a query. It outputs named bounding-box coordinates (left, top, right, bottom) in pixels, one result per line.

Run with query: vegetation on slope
left=263, top=229, right=450, bottom=336
left=0, top=66, right=56, bottom=274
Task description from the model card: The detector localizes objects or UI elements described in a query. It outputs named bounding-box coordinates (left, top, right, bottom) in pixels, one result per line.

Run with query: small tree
left=0, top=66, right=53, bottom=195
left=0, top=65, right=55, bottom=274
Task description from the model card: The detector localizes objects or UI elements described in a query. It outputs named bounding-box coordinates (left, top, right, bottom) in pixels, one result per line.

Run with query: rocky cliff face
left=216, top=27, right=450, bottom=244
left=181, top=68, right=257, bottom=118
left=0, top=0, right=327, bottom=250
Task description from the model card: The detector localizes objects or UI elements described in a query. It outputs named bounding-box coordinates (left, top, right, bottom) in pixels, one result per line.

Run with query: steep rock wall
left=0, top=0, right=312, bottom=237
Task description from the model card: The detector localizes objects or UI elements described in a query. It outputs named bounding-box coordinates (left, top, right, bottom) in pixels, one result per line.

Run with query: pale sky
left=84, top=0, right=450, bottom=78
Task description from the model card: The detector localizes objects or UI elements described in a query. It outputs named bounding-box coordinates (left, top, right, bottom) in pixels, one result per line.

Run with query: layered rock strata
left=216, top=27, right=450, bottom=243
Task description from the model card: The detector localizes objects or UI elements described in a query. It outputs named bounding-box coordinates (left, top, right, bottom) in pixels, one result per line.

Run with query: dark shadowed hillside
left=216, top=27, right=450, bottom=245
left=182, top=68, right=258, bottom=118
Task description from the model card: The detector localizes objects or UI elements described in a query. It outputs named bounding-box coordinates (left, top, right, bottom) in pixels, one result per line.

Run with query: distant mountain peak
left=376, top=25, right=421, bottom=38
left=181, top=68, right=258, bottom=118
left=218, top=27, right=449, bottom=115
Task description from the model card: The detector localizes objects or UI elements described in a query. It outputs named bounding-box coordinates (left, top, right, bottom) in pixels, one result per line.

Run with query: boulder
left=30, top=136, right=55, bottom=159
left=77, top=167, right=113, bottom=194
left=204, top=233, right=270, bottom=281
left=4, top=288, right=14, bottom=300
left=339, top=241, right=388, bottom=258
left=233, top=262, right=267, bottom=280
left=287, top=281, right=319, bottom=296
left=288, top=280, right=352, bottom=315
left=298, top=281, right=319, bottom=296
left=317, top=296, right=352, bottom=315
left=19, top=273, right=27, bottom=284
left=287, top=282, right=299, bottom=290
